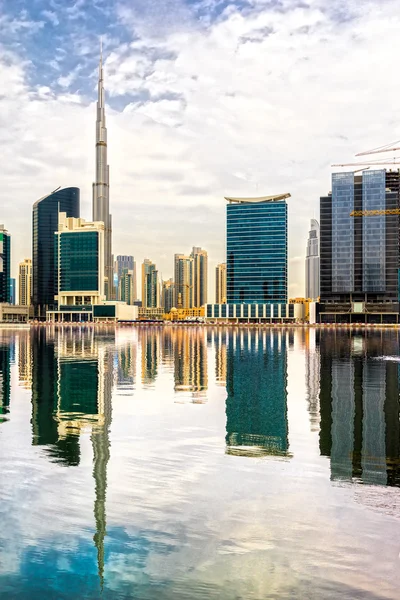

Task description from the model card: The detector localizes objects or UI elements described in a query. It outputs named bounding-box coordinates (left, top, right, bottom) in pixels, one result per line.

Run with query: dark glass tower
left=0, top=225, right=11, bottom=304
left=320, top=170, right=400, bottom=323
left=32, top=187, right=80, bottom=318
left=226, top=196, right=288, bottom=304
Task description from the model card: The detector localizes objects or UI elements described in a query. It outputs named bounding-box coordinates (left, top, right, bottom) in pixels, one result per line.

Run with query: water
left=1, top=325, right=400, bottom=599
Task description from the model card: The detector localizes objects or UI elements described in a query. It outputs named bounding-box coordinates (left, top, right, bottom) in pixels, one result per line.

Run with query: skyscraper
left=0, top=225, right=11, bottom=304
left=162, top=278, right=175, bottom=312
left=305, top=219, right=320, bottom=300
left=191, top=246, right=208, bottom=307
left=92, top=46, right=113, bottom=300
left=116, top=256, right=135, bottom=301
left=215, top=263, right=227, bottom=304
left=319, top=170, right=400, bottom=323
left=32, top=187, right=80, bottom=318
left=226, top=195, right=289, bottom=304
left=19, top=259, right=32, bottom=306
left=119, top=269, right=134, bottom=305
left=9, top=279, right=15, bottom=305
left=174, top=254, right=194, bottom=308
left=142, top=259, right=159, bottom=308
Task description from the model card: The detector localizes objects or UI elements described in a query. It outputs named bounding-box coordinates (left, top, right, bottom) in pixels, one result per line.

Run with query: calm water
left=1, top=326, right=400, bottom=599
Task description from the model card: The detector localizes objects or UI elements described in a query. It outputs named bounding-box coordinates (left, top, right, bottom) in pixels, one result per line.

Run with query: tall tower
left=92, top=44, right=113, bottom=299
left=305, top=219, right=320, bottom=300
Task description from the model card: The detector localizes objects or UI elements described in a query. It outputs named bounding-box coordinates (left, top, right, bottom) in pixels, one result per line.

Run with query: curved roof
left=225, top=193, right=291, bottom=204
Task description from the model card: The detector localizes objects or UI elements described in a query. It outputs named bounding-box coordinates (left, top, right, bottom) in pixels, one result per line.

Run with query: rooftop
left=225, top=193, right=291, bottom=204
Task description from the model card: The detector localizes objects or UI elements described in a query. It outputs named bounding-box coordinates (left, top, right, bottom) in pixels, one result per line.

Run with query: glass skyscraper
left=226, top=196, right=288, bottom=304
left=0, top=225, right=11, bottom=304
left=320, top=170, right=400, bottom=323
left=32, top=187, right=80, bottom=318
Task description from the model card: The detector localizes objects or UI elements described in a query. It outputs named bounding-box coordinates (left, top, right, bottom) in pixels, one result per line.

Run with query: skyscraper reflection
left=225, top=329, right=289, bottom=457
left=318, top=331, right=400, bottom=486
left=174, top=327, right=208, bottom=402
left=0, top=333, right=13, bottom=421
left=140, top=328, right=159, bottom=386
left=304, top=328, right=320, bottom=432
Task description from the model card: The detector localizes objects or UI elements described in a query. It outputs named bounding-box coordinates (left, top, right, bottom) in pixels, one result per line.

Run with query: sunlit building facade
left=215, top=263, right=227, bottom=304
left=305, top=219, right=319, bottom=300
left=19, top=258, right=32, bottom=306
left=226, top=195, right=288, bottom=304
left=174, top=254, right=194, bottom=309
left=191, top=246, right=208, bottom=307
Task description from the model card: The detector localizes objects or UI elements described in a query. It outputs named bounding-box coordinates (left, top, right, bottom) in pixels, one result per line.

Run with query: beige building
left=174, top=254, right=194, bottom=309
left=215, top=263, right=227, bottom=304
left=191, top=246, right=208, bottom=307
left=19, top=258, right=32, bottom=306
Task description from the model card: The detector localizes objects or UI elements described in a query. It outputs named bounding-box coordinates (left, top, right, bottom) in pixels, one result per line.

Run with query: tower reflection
left=318, top=330, right=400, bottom=486
left=30, top=326, right=114, bottom=589
left=225, top=329, right=289, bottom=457
left=0, top=332, right=13, bottom=421
left=173, top=327, right=208, bottom=402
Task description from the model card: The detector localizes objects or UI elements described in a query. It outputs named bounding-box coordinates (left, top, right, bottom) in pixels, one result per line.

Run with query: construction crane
left=356, top=140, right=400, bottom=157
left=332, top=158, right=400, bottom=167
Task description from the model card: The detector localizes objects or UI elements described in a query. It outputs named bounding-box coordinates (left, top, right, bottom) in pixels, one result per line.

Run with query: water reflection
left=225, top=329, right=289, bottom=457
left=318, top=330, right=400, bottom=487
left=0, top=334, right=12, bottom=421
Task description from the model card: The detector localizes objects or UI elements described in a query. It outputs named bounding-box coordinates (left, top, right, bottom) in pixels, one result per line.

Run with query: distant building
left=19, top=259, right=32, bottom=306
left=305, top=219, right=320, bottom=300
left=174, top=254, right=194, bottom=309
left=0, top=225, right=11, bottom=304
left=119, top=269, right=134, bottom=305
left=191, top=246, right=208, bottom=307
left=226, top=194, right=289, bottom=304
left=320, top=170, right=400, bottom=323
left=215, top=263, right=226, bottom=304
left=116, top=256, right=135, bottom=300
left=33, top=187, right=80, bottom=319
left=142, top=259, right=159, bottom=308
left=162, top=278, right=175, bottom=313
left=9, top=278, right=16, bottom=305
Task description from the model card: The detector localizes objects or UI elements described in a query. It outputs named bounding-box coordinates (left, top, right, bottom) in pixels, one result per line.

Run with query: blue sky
left=1, top=0, right=399, bottom=297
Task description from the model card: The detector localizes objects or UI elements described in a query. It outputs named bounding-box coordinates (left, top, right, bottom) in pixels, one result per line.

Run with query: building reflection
left=225, top=329, right=289, bottom=457
left=18, top=331, right=32, bottom=390
left=214, top=329, right=227, bottom=387
left=173, top=328, right=208, bottom=402
left=115, top=331, right=136, bottom=395
left=0, top=333, right=13, bottom=421
left=140, top=328, right=159, bottom=385
left=318, top=330, right=400, bottom=486
left=30, top=326, right=114, bottom=589
left=304, top=328, right=320, bottom=432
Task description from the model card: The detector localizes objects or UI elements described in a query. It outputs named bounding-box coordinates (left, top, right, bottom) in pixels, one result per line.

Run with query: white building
left=305, top=219, right=320, bottom=300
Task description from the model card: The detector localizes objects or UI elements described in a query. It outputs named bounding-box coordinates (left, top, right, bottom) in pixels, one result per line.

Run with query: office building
left=191, top=246, right=208, bottom=307
left=0, top=225, right=11, bottom=304
left=119, top=269, right=134, bottom=305
left=142, top=259, right=159, bottom=308
left=162, top=278, right=175, bottom=313
left=320, top=169, right=400, bottom=323
left=116, top=256, right=136, bottom=301
left=33, top=187, right=80, bottom=318
left=92, top=47, right=113, bottom=299
left=226, top=194, right=289, bottom=304
left=19, top=259, right=32, bottom=306
left=215, top=263, right=227, bottom=304
left=305, top=219, right=320, bottom=300
left=9, top=278, right=15, bottom=305
left=174, top=254, right=194, bottom=309
left=47, top=212, right=105, bottom=321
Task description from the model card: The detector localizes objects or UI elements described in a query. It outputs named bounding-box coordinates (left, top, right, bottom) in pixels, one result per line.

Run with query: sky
left=1, top=0, right=400, bottom=298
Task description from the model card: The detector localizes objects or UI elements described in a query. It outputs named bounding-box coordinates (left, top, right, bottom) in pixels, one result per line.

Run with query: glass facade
left=362, top=170, right=386, bottom=291
left=0, top=229, right=11, bottom=304
left=226, top=201, right=287, bottom=304
left=33, top=188, right=80, bottom=318
left=56, top=231, right=99, bottom=293
left=332, top=172, right=354, bottom=293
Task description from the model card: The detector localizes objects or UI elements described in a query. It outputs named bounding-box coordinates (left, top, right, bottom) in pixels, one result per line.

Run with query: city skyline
left=2, top=1, right=399, bottom=299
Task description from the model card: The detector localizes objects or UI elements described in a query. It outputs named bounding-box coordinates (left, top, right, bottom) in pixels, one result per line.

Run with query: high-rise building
left=119, top=269, right=134, bottom=305
left=191, top=246, right=208, bottom=307
left=142, top=259, right=159, bottom=308
left=320, top=170, right=400, bottom=323
left=0, top=224, right=11, bottom=304
left=116, top=256, right=136, bottom=301
left=19, top=259, right=32, bottom=306
left=215, top=263, right=227, bottom=304
left=92, top=47, right=113, bottom=300
left=305, top=219, right=320, bottom=300
left=49, top=213, right=105, bottom=321
left=226, top=195, right=289, bottom=304
left=174, top=254, right=194, bottom=308
left=33, top=187, right=80, bottom=318
left=9, top=279, right=16, bottom=305
left=162, top=278, right=175, bottom=312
